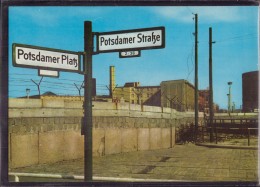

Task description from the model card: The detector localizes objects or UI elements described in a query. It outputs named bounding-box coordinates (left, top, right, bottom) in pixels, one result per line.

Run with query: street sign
left=38, top=69, right=59, bottom=78
left=12, top=43, right=81, bottom=73
left=97, top=27, right=165, bottom=53
left=119, top=51, right=141, bottom=58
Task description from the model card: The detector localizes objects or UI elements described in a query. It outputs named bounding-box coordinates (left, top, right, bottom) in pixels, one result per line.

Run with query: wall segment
left=8, top=98, right=200, bottom=168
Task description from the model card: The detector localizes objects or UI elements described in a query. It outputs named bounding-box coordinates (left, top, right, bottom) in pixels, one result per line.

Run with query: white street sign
left=119, top=51, right=140, bottom=58
left=13, top=44, right=81, bottom=72
left=97, top=27, right=165, bottom=53
left=39, top=69, right=59, bottom=77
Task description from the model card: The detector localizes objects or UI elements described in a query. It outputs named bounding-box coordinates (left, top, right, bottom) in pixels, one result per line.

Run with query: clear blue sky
left=8, top=6, right=259, bottom=109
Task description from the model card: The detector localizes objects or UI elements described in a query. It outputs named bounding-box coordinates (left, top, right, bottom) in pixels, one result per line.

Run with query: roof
left=18, top=91, right=57, bottom=99
left=160, top=79, right=195, bottom=89
left=42, top=91, right=57, bottom=96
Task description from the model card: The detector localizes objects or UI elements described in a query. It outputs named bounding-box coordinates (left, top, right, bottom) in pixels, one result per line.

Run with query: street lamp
left=232, top=102, right=235, bottom=112
left=227, top=82, right=232, bottom=114
left=26, top=88, right=30, bottom=99
left=227, top=94, right=230, bottom=113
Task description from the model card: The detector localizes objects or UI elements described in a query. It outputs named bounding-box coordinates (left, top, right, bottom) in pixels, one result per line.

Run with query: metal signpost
left=12, top=21, right=165, bottom=182
left=83, top=21, right=93, bottom=181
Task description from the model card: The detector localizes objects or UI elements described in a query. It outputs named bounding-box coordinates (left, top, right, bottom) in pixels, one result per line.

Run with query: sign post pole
left=84, top=21, right=93, bottom=181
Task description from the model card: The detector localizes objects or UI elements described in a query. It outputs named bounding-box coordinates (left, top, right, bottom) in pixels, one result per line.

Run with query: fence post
left=202, top=126, right=204, bottom=142
left=215, top=128, right=218, bottom=144
left=248, top=128, right=250, bottom=146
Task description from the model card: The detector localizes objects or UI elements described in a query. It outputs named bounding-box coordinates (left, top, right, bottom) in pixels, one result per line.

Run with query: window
left=132, top=100, right=134, bottom=104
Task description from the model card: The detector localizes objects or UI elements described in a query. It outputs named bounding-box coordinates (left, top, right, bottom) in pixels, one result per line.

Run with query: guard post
left=84, top=21, right=93, bottom=181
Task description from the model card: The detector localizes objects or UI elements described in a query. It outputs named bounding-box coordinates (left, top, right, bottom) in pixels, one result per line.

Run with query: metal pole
left=227, top=82, right=232, bottom=114
left=209, top=27, right=214, bottom=142
left=194, top=14, right=198, bottom=141
left=229, top=86, right=231, bottom=112
left=229, top=85, right=232, bottom=112
left=84, top=21, right=93, bottom=181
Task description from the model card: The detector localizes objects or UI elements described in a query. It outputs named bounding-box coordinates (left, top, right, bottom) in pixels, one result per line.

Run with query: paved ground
left=10, top=144, right=259, bottom=182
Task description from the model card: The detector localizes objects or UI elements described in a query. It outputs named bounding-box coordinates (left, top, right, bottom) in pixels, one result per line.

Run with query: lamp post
left=26, top=88, right=30, bottom=99
left=227, top=82, right=232, bottom=114
left=232, top=102, right=235, bottom=112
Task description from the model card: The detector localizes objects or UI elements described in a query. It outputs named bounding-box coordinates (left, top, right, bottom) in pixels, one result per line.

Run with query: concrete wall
left=8, top=98, right=202, bottom=169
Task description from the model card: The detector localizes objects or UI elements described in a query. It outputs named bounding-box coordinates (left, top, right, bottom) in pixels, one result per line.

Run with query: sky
left=8, top=6, right=259, bottom=109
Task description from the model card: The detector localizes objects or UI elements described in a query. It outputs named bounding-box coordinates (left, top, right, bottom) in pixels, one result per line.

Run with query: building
left=199, top=90, right=209, bottom=113
left=113, top=82, right=161, bottom=105
left=160, top=79, right=195, bottom=111
left=113, top=79, right=218, bottom=112
left=199, top=89, right=219, bottom=113
left=19, top=91, right=57, bottom=99
left=133, top=86, right=161, bottom=106
left=109, top=66, right=218, bottom=111
left=113, top=86, right=132, bottom=103
left=242, top=71, right=259, bottom=112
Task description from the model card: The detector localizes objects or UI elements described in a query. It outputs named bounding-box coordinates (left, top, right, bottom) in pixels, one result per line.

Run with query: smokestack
left=109, top=66, right=115, bottom=97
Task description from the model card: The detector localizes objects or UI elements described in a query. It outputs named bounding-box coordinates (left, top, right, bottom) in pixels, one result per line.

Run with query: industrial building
left=160, top=80, right=195, bottom=112
left=242, top=71, right=259, bottom=112
left=113, top=79, right=195, bottom=112
left=199, top=90, right=209, bottom=113
left=110, top=66, right=218, bottom=112
left=199, top=89, right=219, bottom=113
left=113, top=82, right=161, bottom=106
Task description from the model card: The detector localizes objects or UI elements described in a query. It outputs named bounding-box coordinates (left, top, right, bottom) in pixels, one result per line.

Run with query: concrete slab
left=171, top=127, right=176, bottom=147
left=64, top=100, right=83, bottom=109
left=161, top=128, right=171, bottom=149
left=105, top=129, right=121, bottom=155
left=137, top=128, right=150, bottom=151
left=121, top=128, right=137, bottom=153
left=10, top=133, right=39, bottom=168
left=93, top=128, right=105, bottom=157
left=9, top=99, right=42, bottom=108
left=149, top=128, right=162, bottom=150
left=42, top=99, right=64, bottom=108
left=63, top=131, right=84, bottom=160
left=39, top=132, right=64, bottom=164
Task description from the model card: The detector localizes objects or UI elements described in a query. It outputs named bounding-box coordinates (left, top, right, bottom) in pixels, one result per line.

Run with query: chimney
left=109, top=66, right=115, bottom=97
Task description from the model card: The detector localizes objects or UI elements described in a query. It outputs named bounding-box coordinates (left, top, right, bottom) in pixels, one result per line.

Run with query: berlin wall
left=8, top=98, right=202, bottom=169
